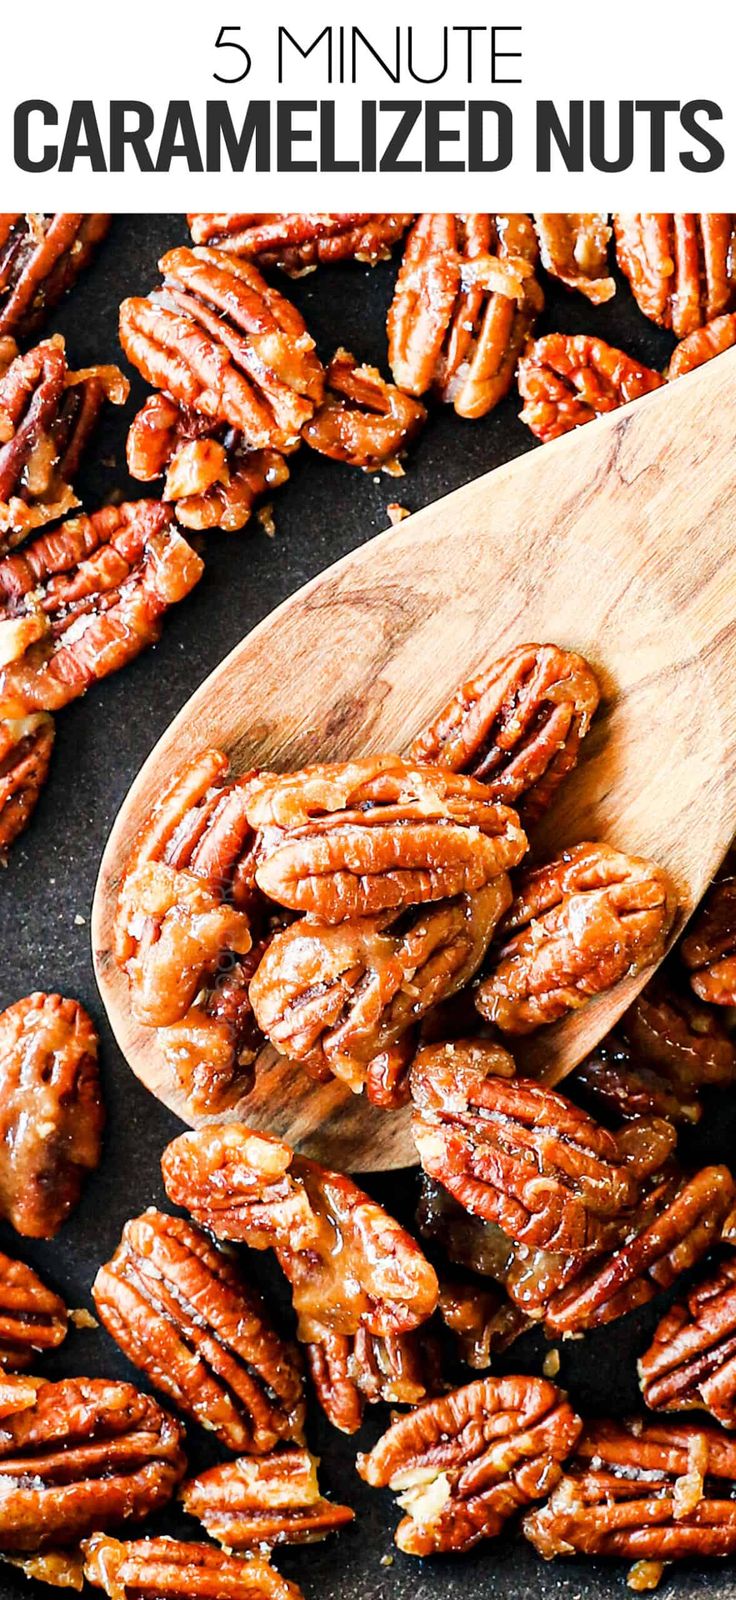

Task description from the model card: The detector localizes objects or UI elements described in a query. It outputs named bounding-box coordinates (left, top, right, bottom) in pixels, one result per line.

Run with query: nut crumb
left=628, top=1560, right=666, bottom=1591
left=387, top=503, right=410, bottom=525
left=257, top=503, right=277, bottom=538
left=74, top=914, right=86, bottom=926
left=380, top=1554, right=394, bottom=1568
left=543, top=1349, right=561, bottom=1378
left=70, top=1307, right=98, bottom=1330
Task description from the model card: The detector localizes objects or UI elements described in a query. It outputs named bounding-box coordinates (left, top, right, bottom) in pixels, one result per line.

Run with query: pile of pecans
left=5, top=213, right=736, bottom=1597
left=4, top=211, right=736, bottom=859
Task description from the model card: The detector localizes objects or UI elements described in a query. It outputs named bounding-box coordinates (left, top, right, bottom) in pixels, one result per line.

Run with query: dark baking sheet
left=3, top=216, right=735, bottom=1600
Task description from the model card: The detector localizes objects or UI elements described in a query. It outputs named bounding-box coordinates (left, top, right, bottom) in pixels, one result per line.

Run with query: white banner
left=1, top=0, right=733, bottom=208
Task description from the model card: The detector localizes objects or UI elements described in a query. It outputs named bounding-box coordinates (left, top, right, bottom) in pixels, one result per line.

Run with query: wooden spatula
left=92, top=350, right=736, bottom=1170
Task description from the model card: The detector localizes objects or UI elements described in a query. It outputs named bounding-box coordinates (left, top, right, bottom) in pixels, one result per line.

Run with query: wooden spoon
left=92, top=350, right=736, bottom=1170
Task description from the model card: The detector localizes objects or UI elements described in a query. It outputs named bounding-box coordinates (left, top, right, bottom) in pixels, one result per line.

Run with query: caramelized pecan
left=250, top=884, right=509, bottom=1093
left=189, top=213, right=413, bottom=272
left=0, top=1252, right=67, bottom=1369
left=114, top=749, right=263, bottom=1111
left=0, top=216, right=111, bottom=338
left=533, top=215, right=615, bottom=302
left=639, top=1258, right=736, bottom=1426
left=476, top=842, right=676, bottom=1034
left=411, top=1041, right=650, bottom=1257
left=358, top=1374, right=581, bottom=1555
left=409, top=642, right=600, bottom=825
left=302, top=347, right=425, bottom=473
left=545, top=1165, right=735, bottom=1336
left=126, top=393, right=289, bottom=534
left=681, top=870, right=736, bottom=1005
left=83, top=1535, right=301, bottom=1600
left=388, top=213, right=543, bottom=416
left=248, top=756, right=526, bottom=923
left=161, top=1123, right=438, bottom=1342
left=306, top=1325, right=439, bottom=1434
left=0, top=1377, right=185, bottom=1549
left=573, top=977, right=736, bottom=1125
left=93, top=1209, right=305, bottom=1453
left=0, top=337, right=128, bottom=553
left=668, top=312, right=736, bottom=379
left=0, top=712, right=54, bottom=852
left=0, top=501, right=204, bottom=716
left=119, top=247, right=324, bottom=453
left=518, top=333, right=664, bottom=443
left=614, top=214, right=736, bottom=335
left=524, top=1417, right=736, bottom=1567
left=182, top=1449, right=354, bottom=1548
left=0, top=993, right=103, bottom=1237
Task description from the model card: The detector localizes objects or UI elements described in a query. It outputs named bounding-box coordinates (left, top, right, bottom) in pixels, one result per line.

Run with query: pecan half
left=0, top=501, right=204, bottom=716
left=302, top=347, right=426, bottom=474
left=0, top=1377, right=185, bottom=1549
left=83, top=1535, right=301, bottom=1600
left=188, top=213, right=413, bottom=272
left=114, top=749, right=263, bottom=1111
left=524, top=1416, right=736, bottom=1566
left=518, top=333, right=665, bottom=443
left=614, top=214, right=736, bottom=336
left=682, top=870, right=736, bottom=1005
left=93, top=1209, right=304, bottom=1453
left=161, top=1123, right=438, bottom=1342
left=127, top=393, right=289, bottom=534
left=119, top=247, right=324, bottom=453
left=388, top=213, right=543, bottom=416
left=437, top=1277, right=530, bottom=1368
left=248, top=756, right=526, bottom=923
left=545, top=1165, right=735, bottom=1336
left=358, top=1374, right=582, bottom=1555
left=306, top=1325, right=439, bottom=1434
left=0, top=337, right=128, bottom=553
left=533, top=215, right=615, bottom=302
left=0, top=1252, right=67, bottom=1369
left=0, top=712, right=54, bottom=852
left=476, top=842, right=676, bottom=1034
left=0, top=216, right=111, bottom=339
left=639, top=1258, right=736, bottom=1426
left=409, top=642, right=600, bottom=825
left=668, top=312, right=736, bottom=380
left=250, top=883, right=509, bottom=1094
left=411, top=1041, right=649, bottom=1257
left=0, top=993, right=103, bottom=1237
left=573, top=977, right=736, bottom=1125
left=182, top=1449, right=354, bottom=1548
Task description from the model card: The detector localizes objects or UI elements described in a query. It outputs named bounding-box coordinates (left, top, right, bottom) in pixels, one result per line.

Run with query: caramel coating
left=161, top=1123, right=438, bottom=1343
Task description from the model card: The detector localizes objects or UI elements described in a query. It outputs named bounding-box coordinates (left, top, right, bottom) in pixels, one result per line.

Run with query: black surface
left=3, top=217, right=735, bottom=1600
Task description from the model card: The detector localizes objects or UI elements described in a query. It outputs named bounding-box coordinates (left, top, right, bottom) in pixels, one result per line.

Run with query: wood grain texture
left=92, top=350, right=736, bottom=1169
